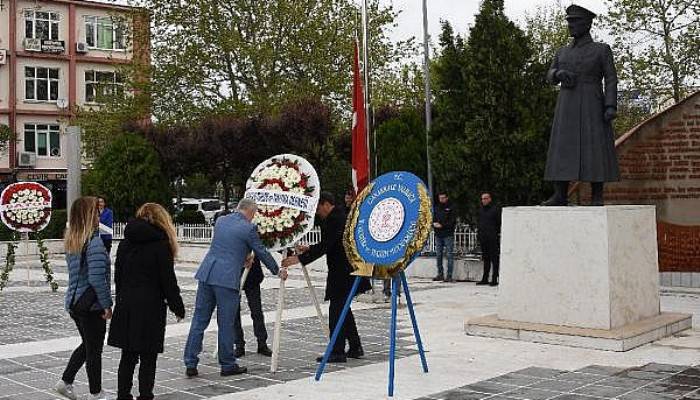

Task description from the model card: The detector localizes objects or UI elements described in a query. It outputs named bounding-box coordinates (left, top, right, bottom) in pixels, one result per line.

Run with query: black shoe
left=489, top=281, right=499, bottom=286
left=185, top=367, right=198, bottom=377
left=220, top=365, right=247, bottom=376
left=541, top=181, right=569, bottom=206
left=476, top=280, right=489, bottom=286
left=346, top=347, right=364, bottom=359
left=316, top=353, right=347, bottom=363
left=257, top=343, right=272, bottom=357
left=433, top=274, right=444, bottom=281
left=444, top=277, right=455, bottom=283
left=591, top=182, right=604, bottom=206
left=234, top=345, right=245, bottom=358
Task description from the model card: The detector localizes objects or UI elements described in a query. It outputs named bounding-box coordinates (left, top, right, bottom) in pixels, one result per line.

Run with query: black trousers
left=62, top=311, right=106, bottom=395
left=117, top=350, right=158, bottom=400
left=329, top=298, right=361, bottom=355
left=480, top=236, right=500, bottom=283
left=233, top=284, right=267, bottom=346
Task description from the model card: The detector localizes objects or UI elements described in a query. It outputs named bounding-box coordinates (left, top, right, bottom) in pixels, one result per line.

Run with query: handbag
left=69, top=242, right=98, bottom=316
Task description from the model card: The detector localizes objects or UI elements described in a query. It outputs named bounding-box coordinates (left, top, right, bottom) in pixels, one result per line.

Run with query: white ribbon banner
left=244, top=189, right=318, bottom=214
left=0, top=201, right=51, bottom=212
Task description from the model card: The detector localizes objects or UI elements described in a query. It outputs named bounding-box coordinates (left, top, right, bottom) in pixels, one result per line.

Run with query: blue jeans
left=184, top=282, right=240, bottom=371
left=435, top=236, right=454, bottom=278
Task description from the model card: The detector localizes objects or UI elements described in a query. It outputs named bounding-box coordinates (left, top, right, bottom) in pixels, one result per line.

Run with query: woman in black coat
left=108, top=203, right=185, bottom=400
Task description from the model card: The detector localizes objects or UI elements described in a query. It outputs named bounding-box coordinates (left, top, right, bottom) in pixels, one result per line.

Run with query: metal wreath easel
left=315, top=270, right=428, bottom=397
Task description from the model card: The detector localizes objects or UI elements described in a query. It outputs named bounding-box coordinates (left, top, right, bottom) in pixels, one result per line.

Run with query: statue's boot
left=541, top=181, right=569, bottom=206
left=591, top=182, right=604, bottom=206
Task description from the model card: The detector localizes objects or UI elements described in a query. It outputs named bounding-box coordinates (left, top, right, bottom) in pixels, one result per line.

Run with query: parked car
left=177, top=198, right=224, bottom=225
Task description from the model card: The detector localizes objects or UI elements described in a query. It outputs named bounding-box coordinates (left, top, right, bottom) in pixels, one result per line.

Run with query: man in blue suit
left=183, top=198, right=286, bottom=377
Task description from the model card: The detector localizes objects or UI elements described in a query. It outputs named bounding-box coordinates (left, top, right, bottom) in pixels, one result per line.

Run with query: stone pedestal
left=465, top=206, right=691, bottom=351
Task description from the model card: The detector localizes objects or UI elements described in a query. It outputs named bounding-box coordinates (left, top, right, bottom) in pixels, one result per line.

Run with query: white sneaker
left=86, top=391, right=108, bottom=400
left=54, top=380, right=77, bottom=400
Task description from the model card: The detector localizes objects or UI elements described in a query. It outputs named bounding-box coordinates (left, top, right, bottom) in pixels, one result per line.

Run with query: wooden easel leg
left=302, top=264, right=330, bottom=336
left=270, top=277, right=286, bottom=372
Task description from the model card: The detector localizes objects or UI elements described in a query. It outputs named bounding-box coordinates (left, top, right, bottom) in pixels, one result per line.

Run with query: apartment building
left=0, top=0, right=147, bottom=208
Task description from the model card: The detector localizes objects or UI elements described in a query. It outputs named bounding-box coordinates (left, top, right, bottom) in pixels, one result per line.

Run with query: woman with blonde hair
left=56, top=196, right=112, bottom=400
left=108, top=203, right=185, bottom=400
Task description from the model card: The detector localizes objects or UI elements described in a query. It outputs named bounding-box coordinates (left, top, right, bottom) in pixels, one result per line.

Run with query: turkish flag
left=352, top=39, right=370, bottom=193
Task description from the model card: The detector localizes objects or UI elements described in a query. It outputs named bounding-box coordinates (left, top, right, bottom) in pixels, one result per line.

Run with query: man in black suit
left=282, top=192, right=371, bottom=363
left=477, top=192, right=502, bottom=286
left=233, top=257, right=273, bottom=357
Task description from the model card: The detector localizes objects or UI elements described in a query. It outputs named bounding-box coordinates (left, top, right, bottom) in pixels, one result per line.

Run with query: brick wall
left=657, top=221, right=700, bottom=272
left=574, top=92, right=700, bottom=272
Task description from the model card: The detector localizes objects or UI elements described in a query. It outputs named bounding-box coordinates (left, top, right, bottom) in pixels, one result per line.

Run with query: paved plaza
left=2, top=256, right=700, bottom=399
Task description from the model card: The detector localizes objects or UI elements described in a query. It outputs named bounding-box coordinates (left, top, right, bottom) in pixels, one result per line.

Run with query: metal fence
left=113, top=223, right=480, bottom=256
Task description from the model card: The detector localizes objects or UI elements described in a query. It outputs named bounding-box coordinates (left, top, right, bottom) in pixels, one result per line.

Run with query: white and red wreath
left=245, top=154, right=320, bottom=250
left=0, top=182, right=52, bottom=232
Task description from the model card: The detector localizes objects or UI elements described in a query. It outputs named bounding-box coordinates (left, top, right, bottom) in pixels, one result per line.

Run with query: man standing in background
left=433, top=191, right=457, bottom=282
left=97, top=196, right=113, bottom=254
left=477, top=192, right=501, bottom=286
left=233, top=256, right=273, bottom=358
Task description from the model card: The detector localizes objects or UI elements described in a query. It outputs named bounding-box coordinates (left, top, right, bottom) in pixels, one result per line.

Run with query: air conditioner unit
left=23, top=38, right=41, bottom=52
left=0, top=50, right=6, bottom=65
left=76, top=42, right=88, bottom=54
left=18, top=152, right=37, bottom=167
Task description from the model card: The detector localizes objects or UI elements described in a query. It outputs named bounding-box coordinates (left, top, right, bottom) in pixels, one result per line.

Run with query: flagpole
left=422, top=0, right=433, bottom=196
left=361, top=0, right=374, bottom=178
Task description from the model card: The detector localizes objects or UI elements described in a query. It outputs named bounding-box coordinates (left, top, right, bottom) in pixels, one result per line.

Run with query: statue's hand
left=604, top=107, right=617, bottom=122
left=555, top=69, right=577, bottom=88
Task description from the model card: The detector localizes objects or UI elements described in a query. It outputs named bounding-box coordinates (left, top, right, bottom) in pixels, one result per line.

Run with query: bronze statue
left=542, top=5, right=620, bottom=207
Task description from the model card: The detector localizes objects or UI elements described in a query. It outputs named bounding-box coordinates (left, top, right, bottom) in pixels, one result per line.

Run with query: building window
left=25, top=67, right=60, bottom=102
left=85, top=16, right=126, bottom=50
left=25, top=10, right=60, bottom=41
left=24, top=124, right=61, bottom=157
left=85, top=70, right=124, bottom=103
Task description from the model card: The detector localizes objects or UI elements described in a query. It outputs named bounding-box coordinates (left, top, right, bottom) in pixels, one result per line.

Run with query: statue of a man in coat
left=541, top=4, right=620, bottom=207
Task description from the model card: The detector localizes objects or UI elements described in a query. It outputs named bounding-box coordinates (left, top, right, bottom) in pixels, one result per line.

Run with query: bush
left=83, top=133, right=172, bottom=221
left=174, top=210, right=206, bottom=225
left=0, top=209, right=68, bottom=241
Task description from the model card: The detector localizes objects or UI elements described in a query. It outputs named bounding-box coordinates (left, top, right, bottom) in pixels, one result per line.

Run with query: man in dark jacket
left=282, top=192, right=371, bottom=363
left=233, top=257, right=272, bottom=358
left=477, top=192, right=502, bottom=286
left=542, top=4, right=619, bottom=206
left=433, top=191, right=457, bottom=282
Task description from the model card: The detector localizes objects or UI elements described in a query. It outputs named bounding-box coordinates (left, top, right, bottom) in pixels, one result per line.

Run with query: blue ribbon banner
left=354, top=172, right=423, bottom=265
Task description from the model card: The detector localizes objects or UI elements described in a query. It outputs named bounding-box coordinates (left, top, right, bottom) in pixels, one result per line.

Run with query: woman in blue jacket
left=55, top=196, right=112, bottom=400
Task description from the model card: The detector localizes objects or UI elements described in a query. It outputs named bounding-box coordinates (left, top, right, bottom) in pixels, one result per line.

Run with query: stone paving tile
left=1, top=307, right=419, bottom=399
left=0, top=285, right=323, bottom=345
left=425, top=363, right=700, bottom=400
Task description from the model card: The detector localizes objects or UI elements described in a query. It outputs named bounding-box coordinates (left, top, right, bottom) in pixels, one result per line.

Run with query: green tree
left=604, top=0, right=700, bottom=104
left=430, top=21, right=469, bottom=144
left=140, top=0, right=414, bottom=123
left=182, top=173, right=217, bottom=198
left=431, top=0, right=556, bottom=219
left=523, top=1, right=570, bottom=65
left=614, top=102, right=652, bottom=137
left=83, top=133, right=171, bottom=221
left=376, top=107, right=426, bottom=182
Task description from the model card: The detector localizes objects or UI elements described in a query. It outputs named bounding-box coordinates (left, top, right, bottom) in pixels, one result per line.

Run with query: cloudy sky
left=382, top=0, right=609, bottom=43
